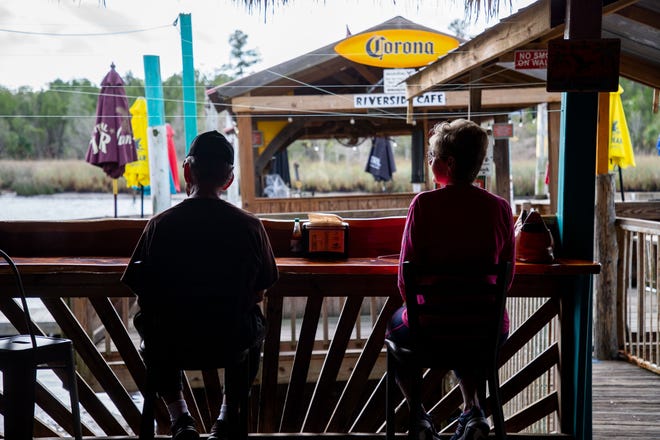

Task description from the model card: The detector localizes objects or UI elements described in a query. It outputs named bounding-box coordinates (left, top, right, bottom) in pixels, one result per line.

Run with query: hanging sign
left=492, top=123, right=514, bottom=139
left=546, top=38, right=620, bottom=92
left=334, top=29, right=459, bottom=68
left=383, top=68, right=416, bottom=93
left=353, top=92, right=446, bottom=108
left=514, top=50, right=548, bottom=70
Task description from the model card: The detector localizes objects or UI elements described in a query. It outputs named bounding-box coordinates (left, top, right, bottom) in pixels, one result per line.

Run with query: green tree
left=449, top=19, right=469, bottom=39
left=619, top=78, right=660, bottom=154
left=221, top=30, right=261, bottom=78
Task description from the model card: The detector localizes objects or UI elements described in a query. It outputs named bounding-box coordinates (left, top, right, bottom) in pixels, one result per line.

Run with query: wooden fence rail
left=616, top=217, right=660, bottom=374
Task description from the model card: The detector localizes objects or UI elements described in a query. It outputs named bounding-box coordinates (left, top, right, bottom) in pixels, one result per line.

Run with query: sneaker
left=449, top=407, right=490, bottom=440
left=416, top=412, right=438, bottom=440
left=207, top=418, right=228, bottom=440
left=170, top=413, right=199, bottom=440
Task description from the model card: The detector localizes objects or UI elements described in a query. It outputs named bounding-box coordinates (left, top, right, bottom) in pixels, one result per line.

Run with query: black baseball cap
left=187, top=130, right=234, bottom=165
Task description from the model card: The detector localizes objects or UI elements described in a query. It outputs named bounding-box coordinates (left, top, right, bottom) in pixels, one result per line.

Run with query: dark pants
left=386, top=305, right=508, bottom=378
left=135, top=305, right=266, bottom=395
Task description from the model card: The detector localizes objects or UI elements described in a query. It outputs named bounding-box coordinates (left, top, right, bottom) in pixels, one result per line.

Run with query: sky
left=0, top=0, right=534, bottom=91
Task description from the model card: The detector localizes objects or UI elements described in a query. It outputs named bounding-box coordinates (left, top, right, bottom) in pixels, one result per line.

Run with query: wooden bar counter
left=0, top=217, right=599, bottom=438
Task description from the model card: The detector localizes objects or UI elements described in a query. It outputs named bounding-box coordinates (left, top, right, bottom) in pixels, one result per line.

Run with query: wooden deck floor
left=592, top=359, right=660, bottom=439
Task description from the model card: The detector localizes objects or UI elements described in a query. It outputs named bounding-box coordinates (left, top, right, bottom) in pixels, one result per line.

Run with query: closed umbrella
left=86, top=63, right=137, bottom=217
left=365, top=136, right=397, bottom=188
left=608, top=84, right=636, bottom=201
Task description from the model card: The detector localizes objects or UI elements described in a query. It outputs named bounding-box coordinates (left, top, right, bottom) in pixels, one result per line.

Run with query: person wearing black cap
left=122, top=130, right=279, bottom=440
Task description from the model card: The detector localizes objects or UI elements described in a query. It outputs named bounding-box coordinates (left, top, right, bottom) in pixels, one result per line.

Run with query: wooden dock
left=592, top=359, right=660, bottom=439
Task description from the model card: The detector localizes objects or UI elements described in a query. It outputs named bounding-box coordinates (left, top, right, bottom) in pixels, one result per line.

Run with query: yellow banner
left=123, top=97, right=150, bottom=187
left=609, top=85, right=635, bottom=170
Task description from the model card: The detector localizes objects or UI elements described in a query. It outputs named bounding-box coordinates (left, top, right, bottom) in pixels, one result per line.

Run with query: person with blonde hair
left=387, top=119, right=515, bottom=440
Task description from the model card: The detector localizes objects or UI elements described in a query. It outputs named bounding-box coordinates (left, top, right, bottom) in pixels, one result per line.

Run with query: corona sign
left=334, top=29, right=459, bottom=68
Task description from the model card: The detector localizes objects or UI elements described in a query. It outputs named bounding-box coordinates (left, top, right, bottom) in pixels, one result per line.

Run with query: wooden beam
left=619, top=54, right=660, bottom=90
left=236, top=114, right=256, bottom=210
left=614, top=4, right=660, bottom=28
left=596, top=93, right=610, bottom=176
left=231, top=88, right=561, bottom=114
left=405, top=0, right=553, bottom=99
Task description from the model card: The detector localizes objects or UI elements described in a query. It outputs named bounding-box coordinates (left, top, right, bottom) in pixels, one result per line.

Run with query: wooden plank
left=326, top=297, right=400, bottom=432
left=500, top=298, right=559, bottom=363
left=88, top=297, right=170, bottom=430
left=499, top=343, right=560, bottom=408
left=259, top=295, right=284, bottom=432
left=237, top=113, right=256, bottom=211
left=42, top=297, right=140, bottom=434
left=231, top=88, right=561, bottom=114
left=593, top=360, right=660, bottom=439
left=506, top=392, right=559, bottom=433
left=0, top=296, right=126, bottom=436
left=201, top=369, right=223, bottom=428
left=280, top=295, right=324, bottom=431
left=303, top=296, right=363, bottom=432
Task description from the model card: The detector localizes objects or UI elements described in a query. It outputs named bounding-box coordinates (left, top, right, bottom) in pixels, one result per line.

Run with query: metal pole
left=179, top=13, right=198, bottom=155
left=143, top=55, right=171, bottom=215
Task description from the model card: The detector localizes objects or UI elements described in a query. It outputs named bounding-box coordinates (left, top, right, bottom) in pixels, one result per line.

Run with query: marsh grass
left=0, top=155, right=657, bottom=197
left=0, top=160, right=121, bottom=195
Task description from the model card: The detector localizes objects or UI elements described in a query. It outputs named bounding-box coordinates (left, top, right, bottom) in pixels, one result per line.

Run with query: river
left=0, top=192, right=186, bottom=220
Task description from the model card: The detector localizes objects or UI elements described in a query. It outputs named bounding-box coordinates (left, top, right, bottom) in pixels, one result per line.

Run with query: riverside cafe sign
left=334, top=27, right=459, bottom=108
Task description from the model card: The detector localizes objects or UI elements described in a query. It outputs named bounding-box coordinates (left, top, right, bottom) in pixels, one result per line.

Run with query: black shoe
left=171, top=413, right=199, bottom=440
left=208, top=418, right=228, bottom=440
left=449, top=407, right=489, bottom=440
left=417, top=412, right=438, bottom=440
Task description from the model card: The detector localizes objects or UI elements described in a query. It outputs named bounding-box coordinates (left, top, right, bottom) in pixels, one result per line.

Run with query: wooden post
left=237, top=114, right=255, bottom=210
left=594, top=92, right=619, bottom=360
left=555, top=1, right=602, bottom=439
left=594, top=173, right=618, bottom=359
left=493, top=113, right=511, bottom=204
left=547, top=101, right=560, bottom=214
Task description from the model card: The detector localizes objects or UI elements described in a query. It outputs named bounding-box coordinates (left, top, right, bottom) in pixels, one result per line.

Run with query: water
left=0, top=192, right=185, bottom=220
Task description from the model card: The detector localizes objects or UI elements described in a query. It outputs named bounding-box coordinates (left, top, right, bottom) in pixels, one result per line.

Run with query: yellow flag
left=608, top=85, right=636, bottom=171
left=123, top=97, right=151, bottom=188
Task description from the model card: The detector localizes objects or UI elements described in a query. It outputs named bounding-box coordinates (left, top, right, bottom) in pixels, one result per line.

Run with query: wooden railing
left=616, top=217, right=660, bottom=374
left=0, top=257, right=599, bottom=439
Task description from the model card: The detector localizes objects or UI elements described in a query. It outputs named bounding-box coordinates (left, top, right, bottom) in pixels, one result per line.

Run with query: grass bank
left=0, top=155, right=657, bottom=197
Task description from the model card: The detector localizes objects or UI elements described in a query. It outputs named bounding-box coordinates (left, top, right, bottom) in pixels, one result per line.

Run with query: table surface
left=1, top=256, right=601, bottom=276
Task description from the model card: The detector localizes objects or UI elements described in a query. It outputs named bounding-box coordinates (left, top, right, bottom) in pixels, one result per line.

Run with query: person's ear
left=221, top=170, right=235, bottom=191
left=183, top=160, right=192, bottom=183
left=446, top=156, right=456, bottom=174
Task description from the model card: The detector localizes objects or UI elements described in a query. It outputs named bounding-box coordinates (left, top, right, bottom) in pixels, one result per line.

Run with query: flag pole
left=112, top=179, right=118, bottom=218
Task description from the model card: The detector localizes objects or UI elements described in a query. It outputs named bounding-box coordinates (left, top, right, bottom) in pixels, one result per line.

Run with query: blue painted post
left=179, top=13, right=198, bottom=155
left=556, top=1, right=602, bottom=439
left=143, top=55, right=171, bottom=214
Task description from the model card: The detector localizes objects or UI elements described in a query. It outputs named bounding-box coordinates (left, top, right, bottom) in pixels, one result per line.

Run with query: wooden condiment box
left=302, top=221, right=349, bottom=259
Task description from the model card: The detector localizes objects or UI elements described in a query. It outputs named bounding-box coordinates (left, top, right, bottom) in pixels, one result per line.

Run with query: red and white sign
left=514, top=49, right=548, bottom=70
left=492, top=123, right=514, bottom=139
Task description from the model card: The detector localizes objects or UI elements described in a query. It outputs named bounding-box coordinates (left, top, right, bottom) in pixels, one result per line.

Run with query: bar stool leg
left=4, top=364, right=36, bottom=439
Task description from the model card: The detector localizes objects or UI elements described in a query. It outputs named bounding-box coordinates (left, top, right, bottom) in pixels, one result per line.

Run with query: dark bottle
left=290, top=217, right=303, bottom=254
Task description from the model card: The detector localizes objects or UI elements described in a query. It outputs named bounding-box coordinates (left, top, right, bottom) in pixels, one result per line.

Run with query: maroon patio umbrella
left=86, top=63, right=137, bottom=217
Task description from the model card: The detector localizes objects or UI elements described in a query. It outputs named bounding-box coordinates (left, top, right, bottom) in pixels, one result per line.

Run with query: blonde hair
left=429, top=119, right=489, bottom=183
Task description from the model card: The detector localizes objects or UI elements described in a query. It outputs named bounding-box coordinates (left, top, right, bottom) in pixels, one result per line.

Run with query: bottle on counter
left=290, top=217, right=303, bottom=254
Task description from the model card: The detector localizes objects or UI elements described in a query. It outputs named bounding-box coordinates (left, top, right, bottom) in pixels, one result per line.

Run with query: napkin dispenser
left=302, top=213, right=349, bottom=258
